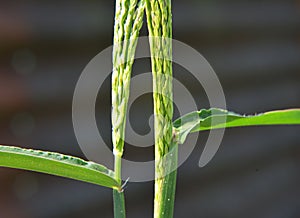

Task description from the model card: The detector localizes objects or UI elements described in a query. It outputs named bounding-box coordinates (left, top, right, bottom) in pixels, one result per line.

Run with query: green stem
left=112, top=0, right=145, bottom=217
left=114, top=154, right=122, bottom=182
left=145, top=0, right=176, bottom=217
left=113, top=154, right=125, bottom=218
left=154, top=141, right=178, bottom=217
left=113, top=189, right=126, bottom=218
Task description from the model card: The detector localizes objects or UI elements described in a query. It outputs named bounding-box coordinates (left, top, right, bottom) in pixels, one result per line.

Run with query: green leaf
left=173, top=108, right=300, bottom=144
left=0, top=145, right=119, bottom=190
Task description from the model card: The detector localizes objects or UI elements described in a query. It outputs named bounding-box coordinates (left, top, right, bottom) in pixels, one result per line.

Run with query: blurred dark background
left=0, top=0, right=300, bottom=217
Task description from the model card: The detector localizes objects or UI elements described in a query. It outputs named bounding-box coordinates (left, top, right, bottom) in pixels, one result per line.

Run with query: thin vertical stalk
left=112, top=0, right=145, bottom=217
left=145, top=0, right=177, bottom=217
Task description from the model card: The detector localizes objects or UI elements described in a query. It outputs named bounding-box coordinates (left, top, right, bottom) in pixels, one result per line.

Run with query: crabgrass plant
left=1, top=0, right=300, bottom=217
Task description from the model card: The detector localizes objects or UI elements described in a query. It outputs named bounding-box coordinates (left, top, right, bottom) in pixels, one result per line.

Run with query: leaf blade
left=0, top=145, right=119, bottom=189
left=174, top=108, right=300, bottom=144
